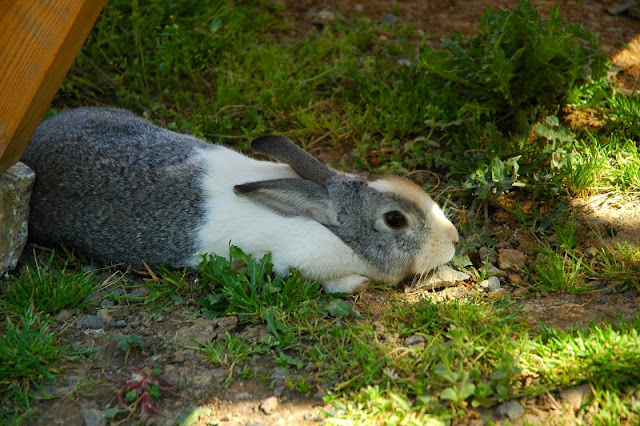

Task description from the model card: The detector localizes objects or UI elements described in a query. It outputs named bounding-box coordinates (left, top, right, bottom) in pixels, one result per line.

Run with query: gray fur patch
left=21, top=107, right=210, bottom=268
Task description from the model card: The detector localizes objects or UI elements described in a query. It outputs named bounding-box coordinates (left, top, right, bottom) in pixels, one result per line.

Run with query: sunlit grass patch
left=0, top=251, right=103, bottom=316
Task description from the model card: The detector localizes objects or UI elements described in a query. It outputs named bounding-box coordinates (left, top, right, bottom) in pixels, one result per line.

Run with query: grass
left=2, top=0, right=640, bottom=423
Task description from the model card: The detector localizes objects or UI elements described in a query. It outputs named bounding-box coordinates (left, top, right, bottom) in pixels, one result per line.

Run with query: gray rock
left=404, top=335, right=426, bottom=346
left=413, top=265, right=470, bottom=290
left=560, top=384, right=592, bottom=412
left=78, top=315, right=107, bottom=330
left=82, top=408, right=106, bottom=426
left=174, top=319, right=215, bottom=345
left=273, top=380, right=286, bottom=397
left=245, top=421, right=264, bottom=426
left=485, top=264, right=507, bottom=278
left=480, top=276, right=502, bottom=293
left=495, top=400, right=524, bottom=420
left=0, top=162, right=35, bottom=275
left=113, top=320, right=127, bottom=328
left=382, top=13, right=399, bottom=25
left=259, top=396, right=279, bottom=415
left=478, top=246, right=498, bottom=264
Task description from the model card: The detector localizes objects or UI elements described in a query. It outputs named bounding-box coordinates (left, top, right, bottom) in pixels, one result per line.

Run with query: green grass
left=4, top=0, right=640, bottom=423
left=1, top=251, right=102, bottom=316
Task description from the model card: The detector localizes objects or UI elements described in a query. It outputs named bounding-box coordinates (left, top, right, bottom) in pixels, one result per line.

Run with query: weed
left=109, top=333, right=145, bottom=365
left=108, top=364, right=178, bottom=419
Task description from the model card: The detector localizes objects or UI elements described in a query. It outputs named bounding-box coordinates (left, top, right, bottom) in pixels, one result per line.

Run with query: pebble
left=478, top=246, right=498, bottom=264
left=485, top=264, right=507, bottom=278
left=498, top=249, right=527, bottom=271
left=97, top=309, right=113, bottom=324
left=382, top=13, right=399, bottom=25
left=82, top=408, right=107, bottom=426
left=413, top=265, right=470, bottom=290
left=273, top=380, right=286, bottom=397
left=480, top=276, right=501, bottom=293
left=560, top=384, right=592, bottom=412
left=246, top=421, right=265, bottom=426
left=404, top=334, right=426, bottom=346
left=55, top=309, right=73, bottom=323
left=487, top=289, right=511, bottom=299
left=259, top=396, right=279, bottom=415
left=512, top=287, right=530, bottom=297
left=78, top=315, right=107, bottom=330
left=495, top=400, right=524, bottom=420
left=113, top=319, right=127, bottom=328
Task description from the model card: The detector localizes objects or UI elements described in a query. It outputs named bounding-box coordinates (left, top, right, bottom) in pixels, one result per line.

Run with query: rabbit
left=21, top=107, right=459, bottom=293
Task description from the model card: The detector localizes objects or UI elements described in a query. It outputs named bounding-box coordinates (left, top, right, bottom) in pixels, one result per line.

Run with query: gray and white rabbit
left=21, top=107, right=458, bottom=293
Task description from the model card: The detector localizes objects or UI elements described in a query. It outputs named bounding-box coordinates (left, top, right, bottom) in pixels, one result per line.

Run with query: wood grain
left=0, top=0, right=107, bottom=173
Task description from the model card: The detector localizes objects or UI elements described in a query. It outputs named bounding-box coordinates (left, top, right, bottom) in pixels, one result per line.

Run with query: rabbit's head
left=233, top=136, right=458, bottom=288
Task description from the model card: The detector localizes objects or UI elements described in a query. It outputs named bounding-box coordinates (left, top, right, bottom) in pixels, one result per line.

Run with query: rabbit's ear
left=234, top=178, right=339, bottom=227
left=250, top=135, right=336, bottom=185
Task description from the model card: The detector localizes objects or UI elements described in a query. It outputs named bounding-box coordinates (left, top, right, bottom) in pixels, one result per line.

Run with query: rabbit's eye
left=384, top=211, right=408, bottom=229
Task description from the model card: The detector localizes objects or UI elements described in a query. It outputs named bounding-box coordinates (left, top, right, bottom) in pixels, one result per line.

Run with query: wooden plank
left=0, top=0, right=107, bottom=173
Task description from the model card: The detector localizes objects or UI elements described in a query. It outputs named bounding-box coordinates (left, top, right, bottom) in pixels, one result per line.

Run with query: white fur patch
left=194, top=146, right=374, bottom=291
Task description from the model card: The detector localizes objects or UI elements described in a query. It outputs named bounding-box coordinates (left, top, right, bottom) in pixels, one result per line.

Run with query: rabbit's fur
left=22, top=107, right=458, bottom=293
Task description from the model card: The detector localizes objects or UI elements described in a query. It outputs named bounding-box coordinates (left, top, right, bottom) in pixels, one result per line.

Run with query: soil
left=16, top=1, right=640, bottom=425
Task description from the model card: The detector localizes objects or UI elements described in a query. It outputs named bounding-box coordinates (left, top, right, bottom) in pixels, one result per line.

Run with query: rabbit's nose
left=446, top=222, right=459, bottom=244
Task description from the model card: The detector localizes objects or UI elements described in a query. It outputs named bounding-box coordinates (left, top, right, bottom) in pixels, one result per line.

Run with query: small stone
left=78, top=315, right=107, bottom=330
left=584, top=247, right=598, bottom=257
left=485, top=264, right=507, bottom=278
left=234, top=392, right=251, bottom=401
left=382, top=13, right=399, bottom=25
left=245, top=421, right=264, bottom=426
left=495, top=400, right=524, bottom=420
left=508, top=274, right=523, bottom=285
left=55, top=309, right=73, bottom=323
left=512, top=287, right=530, bottom=297
left=354, top=4, right=364, bottom=13
left=97, top=309, right=113, bottom=324
left=487, top=289, right=511, bottom=299
left=113, top=320, right=127, bottom=328
left=560, top=384, right=592, bottom=412
left=404, top=334, right=426, bottom=346
left=414, top=265, right=470, bottom=290
left=82, top=408, right=107, bottom=426
left=311, top=9, right=335, bottom=25
left=478, top=247, right=497, bottom=264
left=259, top=396, right=279, bottom=415
left=480, top=276, right=501, bottom=293
left=128, top=287, right=150, bottom=298
left=495, top=241, right=513, bottom=250
left=99, top=299, right=114, bottom=308
left=174, top=319, right=216, bottom=345
left=273, top=380, right=286, bottom=397
left=498, top=249, right=527, bottom=271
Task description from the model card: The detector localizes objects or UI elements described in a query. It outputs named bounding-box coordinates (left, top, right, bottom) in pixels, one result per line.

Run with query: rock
left=0, top=162, right=35, bottom=275
left=495, top=400, right=524, bottom=420
left=128, top=286, right=150, bottom=298
left=82, top=408, right=107, bottom=426
left=382, top=13, right=399, bottom=25
left=478, top=246, right=497, bottom=264
left=246, top=421, right=264, bottom=426
left=480, top=276, right=501, bottom=293
left=259, top=396, right=279, bottom=415
left=234, top=392, right=251, bottom=401
left=494, top=241, right=513, bottom=250
left=310, top=9, right=335, bottom=25
left=213, top=316, right=238, bottom=338
left=97, top=309, right=113, bottom=324
left=584, top=246, right=598, bottom=258
left=78, top=315, right=107, bottom=330
left=55, top=309, right=73, bottom=323
left=560, top=384, right=592, bottom=412
left=487, top=289, right=511, bottom=299
left=485, top=264, right=507, bottom=278
left=239, top=324, right=269, bottom=344
left=508, top=274, right=523, bottom=285
left=273, top=380, right=286, bottom=397
left=512, top=287, right=530, bottom=297
left=497, top=249, right=527, bottom=271
left=404, top=334, right=426, bottom=346
left=413, top=265, right=470, bottom=290
left=113, top=319, right=127, bottom=328
left=174, top=319, right=216, bottom=345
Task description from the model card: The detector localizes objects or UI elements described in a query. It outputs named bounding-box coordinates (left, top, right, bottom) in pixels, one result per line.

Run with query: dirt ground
left=21, top=1, right=640, bottom=425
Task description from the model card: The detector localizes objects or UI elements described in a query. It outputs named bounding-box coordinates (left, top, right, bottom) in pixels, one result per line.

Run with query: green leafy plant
left=109, top=333, right=145, bottom=365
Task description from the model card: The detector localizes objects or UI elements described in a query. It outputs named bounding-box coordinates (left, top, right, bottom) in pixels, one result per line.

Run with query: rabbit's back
left=22, top=107, right=211, bottom=268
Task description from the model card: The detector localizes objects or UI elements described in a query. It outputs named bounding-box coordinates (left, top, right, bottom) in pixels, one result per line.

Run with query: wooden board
left=0, top=0, right=107, bottom=173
